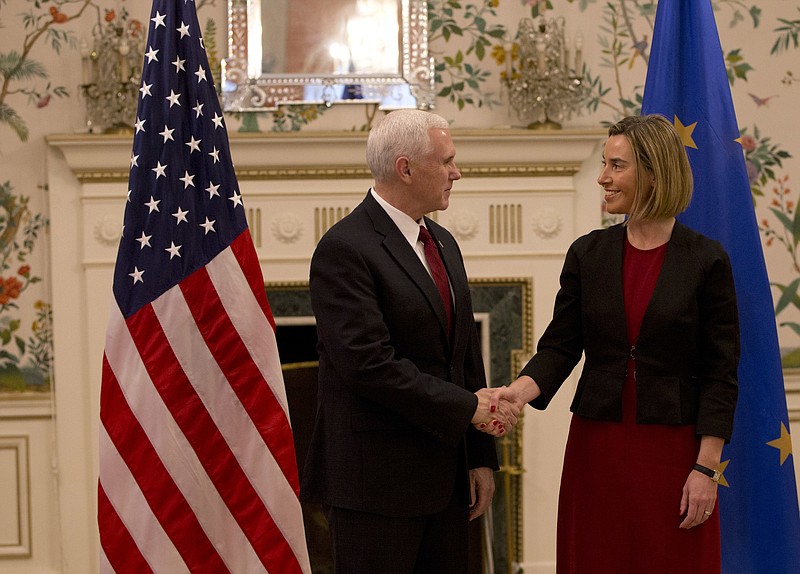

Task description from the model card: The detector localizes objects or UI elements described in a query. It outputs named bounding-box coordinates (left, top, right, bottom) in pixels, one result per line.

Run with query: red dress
left=556, top=238, right=721, bottom=573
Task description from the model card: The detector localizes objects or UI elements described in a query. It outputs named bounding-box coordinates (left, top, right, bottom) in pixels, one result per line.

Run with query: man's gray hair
left=366, top=110, right=450, bottom=182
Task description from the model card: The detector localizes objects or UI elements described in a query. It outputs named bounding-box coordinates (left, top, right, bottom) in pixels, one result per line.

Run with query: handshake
left=470, top=375, right=540, bottom=436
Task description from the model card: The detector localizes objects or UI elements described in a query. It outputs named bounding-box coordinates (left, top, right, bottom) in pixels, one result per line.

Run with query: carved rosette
left=531, top=207, right=563, bottom=239
left=271, top=214, right=304, bottom=244
left=447, top=210, right=479, bottom=241
left=95, top=215, right=122, bottom=246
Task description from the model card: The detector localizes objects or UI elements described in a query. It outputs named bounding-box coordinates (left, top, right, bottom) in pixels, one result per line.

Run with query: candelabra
left=504, top=15, right=589, bottom=129
left=79, top=12, right=144, bottom=134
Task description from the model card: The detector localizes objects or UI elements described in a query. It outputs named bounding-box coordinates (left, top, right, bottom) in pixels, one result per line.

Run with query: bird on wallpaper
left=49, top=6, right=68, bottom=23
left=748, top=93, right=779, bottom=107
left=628, top=35, right=649, bottom=69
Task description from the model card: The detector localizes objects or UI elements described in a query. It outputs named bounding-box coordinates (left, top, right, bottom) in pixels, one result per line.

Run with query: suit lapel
left=363, top=194, right=451, bottom=337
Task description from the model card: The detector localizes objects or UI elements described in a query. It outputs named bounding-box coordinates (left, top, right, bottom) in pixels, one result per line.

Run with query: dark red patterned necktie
left=419, top=226, right=453, bottom=333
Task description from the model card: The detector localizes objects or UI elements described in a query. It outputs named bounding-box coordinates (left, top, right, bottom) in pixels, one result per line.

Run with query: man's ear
left=396, top=157, right=412, bottom=182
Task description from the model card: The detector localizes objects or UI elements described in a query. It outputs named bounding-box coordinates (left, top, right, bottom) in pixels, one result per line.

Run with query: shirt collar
left=370, top=188, right=425, bottom=248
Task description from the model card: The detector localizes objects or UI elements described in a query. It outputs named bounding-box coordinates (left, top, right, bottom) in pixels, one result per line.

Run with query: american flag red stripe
left=98, top=484, right=153, bottom=573
left=179, top=254, right=298, bottom=483
left=100, top=357, right=224, bottom=572
left=101, top=244, right=308, bottom=572
left=229, top=227, right=279, bottom=330
left=99, top=0, right=310, bottom=571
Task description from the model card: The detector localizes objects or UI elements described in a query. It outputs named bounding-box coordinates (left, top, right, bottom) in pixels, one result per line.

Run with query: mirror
left=222, top=0, right=435, bottom=111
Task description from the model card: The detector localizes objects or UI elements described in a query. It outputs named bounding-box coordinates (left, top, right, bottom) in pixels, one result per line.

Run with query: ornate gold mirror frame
left=222, top=0, right=435, bottom=111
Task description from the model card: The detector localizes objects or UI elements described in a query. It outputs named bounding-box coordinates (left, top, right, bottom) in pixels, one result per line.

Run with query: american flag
left=98, top=1, right=311, bottom=572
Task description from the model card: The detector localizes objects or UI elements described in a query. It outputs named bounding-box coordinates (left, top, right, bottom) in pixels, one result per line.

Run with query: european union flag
left=641, top=0, right=800, bottom=571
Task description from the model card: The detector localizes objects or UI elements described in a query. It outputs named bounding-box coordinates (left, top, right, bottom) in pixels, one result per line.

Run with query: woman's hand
left=472, top=387, right=520, bottom=436
left=679, top=468, right=718, bottom=529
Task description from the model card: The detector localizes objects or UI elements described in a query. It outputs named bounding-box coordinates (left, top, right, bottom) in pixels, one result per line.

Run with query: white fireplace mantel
left=42, top=128, right=604, bottom=574
left=48, top=128, right=603, bottom=181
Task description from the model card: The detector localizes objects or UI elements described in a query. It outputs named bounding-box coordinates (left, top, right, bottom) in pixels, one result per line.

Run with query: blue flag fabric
left=642, top=1, right=800, bottom=571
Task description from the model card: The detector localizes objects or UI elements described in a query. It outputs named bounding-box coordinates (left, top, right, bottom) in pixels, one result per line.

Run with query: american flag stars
left=165, top=241, right=182, bottom=259
left=145, top=196, right=160, bottom=213
left=152, top=162, right=167, bottom=179
left=172, top=55, right=186, bottom=73
left=136, top=232, right=152, bottom=248
left=159, top=125, right=175, bottom=142
left=115, top=0, right=246, bottom=314
left=166, top=89, right=181, bottom=107
left=205, top=182, right=220, bottom=199
left=186, top=135, right=201, bottom=152
left=172, top=207, right=189, bottom=225
left=128, top=266, right=144, bottom=284
left=151, top=10, right=165, bottom=29
left=200, top=217, right=216, bottom=235
left=179, top=170, right=195, bottom=188
left=145, top=46, right=158, bottom=63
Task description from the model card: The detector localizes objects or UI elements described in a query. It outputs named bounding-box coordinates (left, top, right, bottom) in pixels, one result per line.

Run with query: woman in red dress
left=489, top=115, right=739, bottom=572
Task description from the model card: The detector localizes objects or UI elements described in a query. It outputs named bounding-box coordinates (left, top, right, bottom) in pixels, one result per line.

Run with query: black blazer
left=521, top=221, right=739, bottom=440
left=303, top=191, right=498, bottom=518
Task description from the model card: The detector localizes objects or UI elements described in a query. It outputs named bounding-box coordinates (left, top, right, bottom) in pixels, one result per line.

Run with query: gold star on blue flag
left=642, top=1, right=800, bottom=572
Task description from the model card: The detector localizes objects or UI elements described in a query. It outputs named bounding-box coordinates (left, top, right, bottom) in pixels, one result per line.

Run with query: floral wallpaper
left=0, top=0, right=799, bottom=396
left=0, top=0, right=220, bottom=393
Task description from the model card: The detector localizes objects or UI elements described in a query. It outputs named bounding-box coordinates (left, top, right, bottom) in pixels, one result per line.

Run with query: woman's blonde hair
left=608, top=114, right=693, bottom=223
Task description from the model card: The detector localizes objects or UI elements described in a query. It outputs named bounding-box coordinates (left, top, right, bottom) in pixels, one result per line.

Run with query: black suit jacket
left=521, top=221, right=739, bottom=440
left=303, top=191, right=498, bottom=518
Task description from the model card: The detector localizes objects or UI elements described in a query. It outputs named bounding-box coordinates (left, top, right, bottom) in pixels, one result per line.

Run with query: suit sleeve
left=520, top=244, right=585, bottom=410
left=310, top=234, right=479, bottom=448
left=695, top=248, right=739, bottom=440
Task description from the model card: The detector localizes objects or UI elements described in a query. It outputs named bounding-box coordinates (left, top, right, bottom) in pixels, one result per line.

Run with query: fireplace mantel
left=45, top=128, right=603, bottom=573
left=48, top=128, right=603, bottom=182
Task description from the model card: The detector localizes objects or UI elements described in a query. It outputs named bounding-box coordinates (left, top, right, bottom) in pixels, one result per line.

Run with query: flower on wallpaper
left=36, top=93, right=52, bottom=109
left=0, top=181, right=50, bottom=393
left=742, top=126, right=792, bottom=199
left=491, top=42, right=519, bottom=81
left=524, top=0, right=549, bottom=13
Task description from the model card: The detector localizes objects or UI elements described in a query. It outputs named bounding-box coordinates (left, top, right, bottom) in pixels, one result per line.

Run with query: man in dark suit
left=303, top=109, right=515, bottom=573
